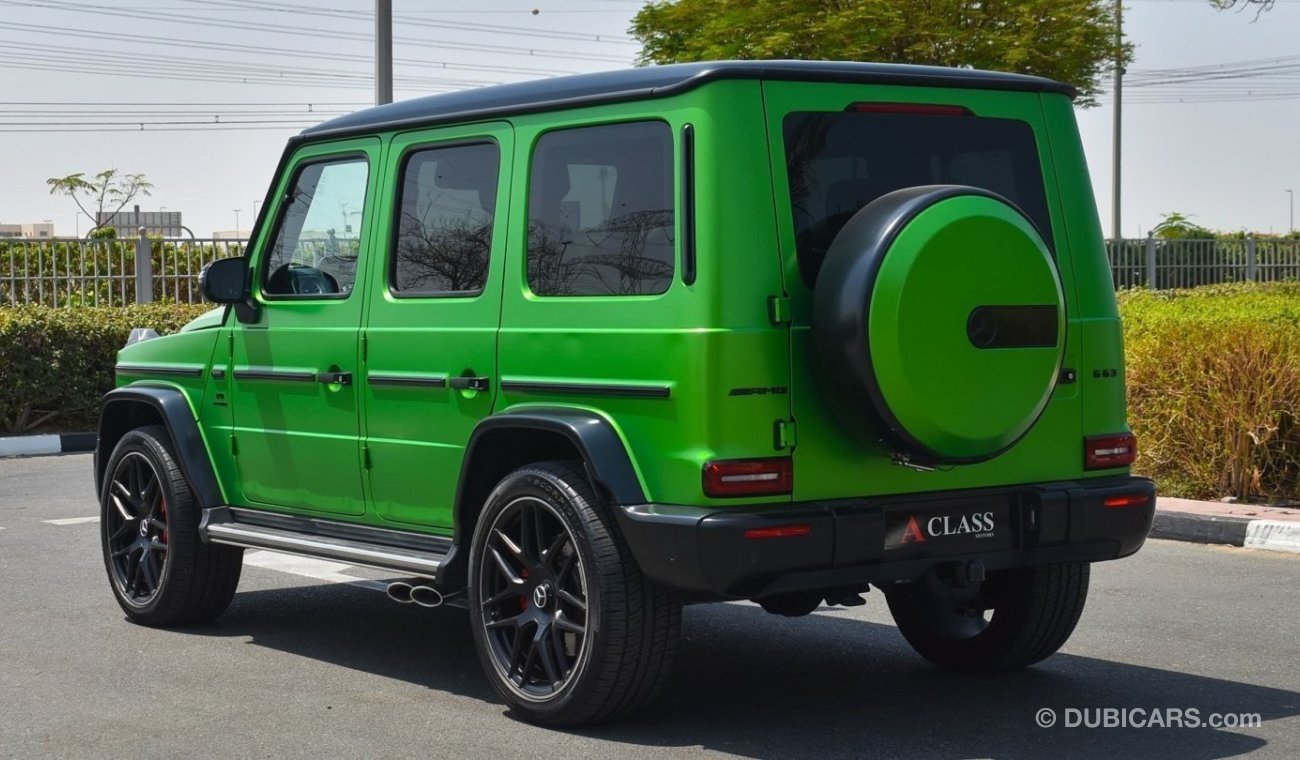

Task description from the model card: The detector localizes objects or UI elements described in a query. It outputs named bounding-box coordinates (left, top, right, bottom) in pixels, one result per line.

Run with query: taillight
left=1104, top=494, right=1151, bottom=508
left=1085, top=433, right=1137, bottom=470
left=845, top=102, right=972, bottom=117
left=702, top=457, right=793, bottom=498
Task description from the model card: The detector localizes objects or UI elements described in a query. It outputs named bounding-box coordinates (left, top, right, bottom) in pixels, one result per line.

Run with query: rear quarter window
left=783, top=110, right=1053, bottom=288
left=526, top=120, right=675, bottom=297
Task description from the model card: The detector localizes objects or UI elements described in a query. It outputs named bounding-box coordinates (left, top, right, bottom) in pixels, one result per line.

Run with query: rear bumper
left=613, top=476, right=1155, bottom=599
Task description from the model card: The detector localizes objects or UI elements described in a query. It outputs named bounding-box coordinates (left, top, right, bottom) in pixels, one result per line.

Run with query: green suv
left=96, top=61, right=1155, bottom=726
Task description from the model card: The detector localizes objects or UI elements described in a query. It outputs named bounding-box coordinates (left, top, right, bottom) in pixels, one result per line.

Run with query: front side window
left=527, top=121, right=675, bottom=297
left=392, top=142, right=499, bottom=295
left=263, top=157, right=368, bottom=297
left=783, top=110, right=1053, bottom=288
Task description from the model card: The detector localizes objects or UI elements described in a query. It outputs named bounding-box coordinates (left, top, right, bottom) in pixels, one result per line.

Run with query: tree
left=46, top=169, right=154, bottom=238
left=631, top=0, right=1131, bottom=105
left=1151, top=212, right=1214, bottom=240
left=1210, top=0, right=1276, bottom=13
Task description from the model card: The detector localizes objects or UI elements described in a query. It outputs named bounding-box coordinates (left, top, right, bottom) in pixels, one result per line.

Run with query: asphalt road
left=2, top=453, right=1298, bottom=759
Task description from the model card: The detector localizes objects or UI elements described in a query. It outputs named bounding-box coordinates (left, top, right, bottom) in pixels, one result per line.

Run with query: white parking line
left=242, top=550, right=387, bottom=592
left=43, top=516, right=100, bottom=526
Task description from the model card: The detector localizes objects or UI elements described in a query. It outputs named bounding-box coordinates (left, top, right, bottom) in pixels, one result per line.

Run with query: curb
left=0, top=432, right=96, bottom=458
left=1153, top=506, right=1300, bottom=555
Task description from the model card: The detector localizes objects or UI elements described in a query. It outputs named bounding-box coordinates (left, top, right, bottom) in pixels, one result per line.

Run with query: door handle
left=449, top=376, right=490, bottom=391
left=319, top=371, right=353, bottom=385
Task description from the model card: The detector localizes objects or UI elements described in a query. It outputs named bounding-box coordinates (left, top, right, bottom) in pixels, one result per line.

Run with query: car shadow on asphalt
left=183, top=584, right=1299, bottom=759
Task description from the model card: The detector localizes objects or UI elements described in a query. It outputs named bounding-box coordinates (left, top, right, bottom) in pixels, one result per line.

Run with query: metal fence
left=4, top=234, right=1300, bottom=304
left=1107, top=236, right=1300, bottom=290
left=0, top=236, right=245, bottom=307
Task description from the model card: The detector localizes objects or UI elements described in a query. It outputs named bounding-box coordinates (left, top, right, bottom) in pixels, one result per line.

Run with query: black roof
left=302, top=60, right=1076, bottom=139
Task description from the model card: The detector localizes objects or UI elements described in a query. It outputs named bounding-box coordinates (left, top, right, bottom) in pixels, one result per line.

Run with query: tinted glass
left=263, top=158, right=368, bottom=297
left=392, top=142, right=500, bottom=295
left=783, top=111, right=1053, bottom=287
left=527, top=121, right=674, bottom=296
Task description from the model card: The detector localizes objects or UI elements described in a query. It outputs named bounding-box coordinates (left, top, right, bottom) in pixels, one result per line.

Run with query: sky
left=0, top=0, right=1297, bottom=239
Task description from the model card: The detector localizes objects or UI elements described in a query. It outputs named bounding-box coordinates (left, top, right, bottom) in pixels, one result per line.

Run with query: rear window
left=783, top=110, right=1053, bottom=287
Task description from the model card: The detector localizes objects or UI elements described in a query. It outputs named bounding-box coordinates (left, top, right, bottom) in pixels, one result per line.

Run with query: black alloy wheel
left=478, top=495, right=590, bottom=699
left=468, top=461, right=681, bottom=726
left=99, top=426, right=243, bottom=626
left=105, top=451, right=171, bottom=605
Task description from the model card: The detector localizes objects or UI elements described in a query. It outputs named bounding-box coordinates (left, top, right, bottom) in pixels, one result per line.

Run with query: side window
left=391, top=142, right=499, bottom=295
left=263, top=157, right=369, bottom=297
left=527, top=121, right=674, bottom=297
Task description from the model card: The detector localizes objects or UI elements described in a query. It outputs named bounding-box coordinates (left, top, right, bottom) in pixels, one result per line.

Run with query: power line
left=178, top=0, right=637, bottom=44
left=0, top=0, right=631, bottom=63
left=0, top=21, right=579, bottom=77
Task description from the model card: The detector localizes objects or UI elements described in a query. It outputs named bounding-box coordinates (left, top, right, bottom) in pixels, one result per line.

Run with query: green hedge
left=0, top=304, right=211, bottom=434
left=1120, top=283, right=1300, bottom=502
left=5, top=287, right=1299, bottom=503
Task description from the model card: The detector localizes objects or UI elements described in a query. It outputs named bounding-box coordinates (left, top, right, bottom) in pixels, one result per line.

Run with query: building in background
left=211, top=230, right=246, bottom=240
left=0, top=221, right=55, bottom=238
left=96, top=205, right=184, bottom=238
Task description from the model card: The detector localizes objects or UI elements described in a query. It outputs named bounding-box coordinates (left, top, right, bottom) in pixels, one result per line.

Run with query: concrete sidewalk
left=1154, top=497, right=1300, bottom=554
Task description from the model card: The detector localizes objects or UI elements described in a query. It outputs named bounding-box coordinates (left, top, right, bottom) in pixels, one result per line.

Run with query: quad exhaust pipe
left=386, top=580, right=444, bottom=608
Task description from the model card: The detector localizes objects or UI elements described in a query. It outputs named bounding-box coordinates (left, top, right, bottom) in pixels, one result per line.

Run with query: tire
left=468, top=461, right=681, bottom=726
left=100, top=425, right=242, bottom=626
left=885, top=562, right=1089, bottom=672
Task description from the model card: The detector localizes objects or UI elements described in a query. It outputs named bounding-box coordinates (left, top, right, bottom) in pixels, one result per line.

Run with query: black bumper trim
left=613, top=476, right=1156, bottom=599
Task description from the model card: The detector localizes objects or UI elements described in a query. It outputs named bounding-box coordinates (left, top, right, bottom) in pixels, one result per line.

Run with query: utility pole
left=376, top=0, right=393, bottom=105
left=234, top=209, right=241, bottom=237
left=1111, top=0, right=1123, bottom=240
left=1288, top=189, right=1294, bottom=233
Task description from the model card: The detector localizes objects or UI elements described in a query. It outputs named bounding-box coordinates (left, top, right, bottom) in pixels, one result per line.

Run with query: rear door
left=761, top=82, right=1083, bottom=501
left=361, top=122, right=513, bottom=529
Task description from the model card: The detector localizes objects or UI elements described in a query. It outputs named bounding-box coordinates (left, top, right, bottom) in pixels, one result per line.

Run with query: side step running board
left=200, top=507, right=452, bottom=580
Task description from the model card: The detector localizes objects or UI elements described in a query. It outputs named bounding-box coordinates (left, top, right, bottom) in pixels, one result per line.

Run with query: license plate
left=882, top=499, right=1014, bottom=555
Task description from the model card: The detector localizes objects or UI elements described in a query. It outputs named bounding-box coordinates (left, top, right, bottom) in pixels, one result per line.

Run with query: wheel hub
left=532, top=582, right=552, bottom=610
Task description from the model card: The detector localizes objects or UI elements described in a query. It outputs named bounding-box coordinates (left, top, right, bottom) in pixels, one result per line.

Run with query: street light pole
left=1288, top=189, right=1294, bottom=233
left=1111, top=0, right=1123, bottom=240
left=376, top=0, right=392, bottom=105
left=234, top=209, right=242, bottom=237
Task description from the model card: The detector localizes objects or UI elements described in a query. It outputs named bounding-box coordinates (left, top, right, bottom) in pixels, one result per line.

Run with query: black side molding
left=114, top=364, right=205, bottom=378
left=96, top=385, right=224, bottom=509
left=233, top=368, right=317, bottom=382
left=500, top=380, right=670, bottom=398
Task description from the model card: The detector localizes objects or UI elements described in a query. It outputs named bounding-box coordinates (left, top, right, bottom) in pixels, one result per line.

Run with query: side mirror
left=200, top=257, right=248, bottom=304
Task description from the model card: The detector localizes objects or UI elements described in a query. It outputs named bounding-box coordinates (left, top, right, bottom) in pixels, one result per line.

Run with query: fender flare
left=440, top=408, right=646, bottom=586
left=95, top=385, right=223, bottom=509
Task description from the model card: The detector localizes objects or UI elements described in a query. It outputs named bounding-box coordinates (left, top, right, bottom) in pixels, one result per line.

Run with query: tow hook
left=954, top=559, right=987, bottom=587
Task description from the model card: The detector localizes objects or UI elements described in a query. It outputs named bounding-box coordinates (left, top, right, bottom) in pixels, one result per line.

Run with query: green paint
left=111, top=74, right=1131, bottom=538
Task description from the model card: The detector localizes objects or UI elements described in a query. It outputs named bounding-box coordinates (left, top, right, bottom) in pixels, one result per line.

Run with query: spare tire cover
left=812, top=185, right=1065, bottom=464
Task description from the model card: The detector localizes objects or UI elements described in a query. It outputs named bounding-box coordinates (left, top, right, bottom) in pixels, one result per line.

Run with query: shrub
left=0, top=303, right=211, bottom=434
left=1120, top=283, right=1300, bottom=502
